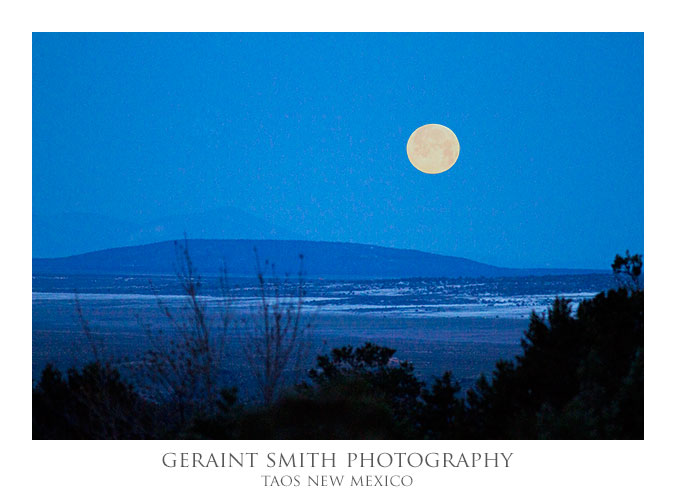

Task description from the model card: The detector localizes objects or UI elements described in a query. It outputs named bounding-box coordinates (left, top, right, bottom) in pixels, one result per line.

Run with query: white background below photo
left=4, top=1, right=672, bottom=497
left=31, top=440, right=647, bottom=496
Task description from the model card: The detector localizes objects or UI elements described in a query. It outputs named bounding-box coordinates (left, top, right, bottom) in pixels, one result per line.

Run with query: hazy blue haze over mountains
left=32, top=208, right=300, bottom=258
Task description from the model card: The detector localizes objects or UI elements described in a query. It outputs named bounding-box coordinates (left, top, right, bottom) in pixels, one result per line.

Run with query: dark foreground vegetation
left=32, top=252, right=643, bottom=439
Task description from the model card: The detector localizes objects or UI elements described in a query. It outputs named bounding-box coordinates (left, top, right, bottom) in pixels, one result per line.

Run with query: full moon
left=406, top=124, right=460, bottom=174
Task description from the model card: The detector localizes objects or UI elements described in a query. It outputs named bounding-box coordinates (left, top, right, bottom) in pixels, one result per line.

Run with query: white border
left=5, top=1, right=672, bottom=496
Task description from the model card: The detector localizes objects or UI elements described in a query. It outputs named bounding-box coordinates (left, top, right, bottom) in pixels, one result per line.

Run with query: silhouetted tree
left=612, top=250, right=643, bottom=292
left=306, top=342, right=424, bottom=437
left=463, top=254, right=644, bottom=439
left=419, top=371, right=464, bottom=439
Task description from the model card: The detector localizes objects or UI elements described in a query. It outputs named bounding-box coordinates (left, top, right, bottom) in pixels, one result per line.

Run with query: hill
left=32, top=239, right=605, bottom=279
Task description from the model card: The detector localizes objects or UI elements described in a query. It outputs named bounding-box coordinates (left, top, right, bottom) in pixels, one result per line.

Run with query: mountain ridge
left=32, top=239, right=607, bottom=279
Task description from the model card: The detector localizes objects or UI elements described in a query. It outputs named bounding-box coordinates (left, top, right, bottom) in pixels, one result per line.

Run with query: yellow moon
left=406, top=124, right=460, bottom=174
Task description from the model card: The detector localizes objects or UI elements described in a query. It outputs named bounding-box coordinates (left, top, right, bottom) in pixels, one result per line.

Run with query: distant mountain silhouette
left=32, top=239, right=606, bottom=279
left=32, top=209, right=300, bottom=258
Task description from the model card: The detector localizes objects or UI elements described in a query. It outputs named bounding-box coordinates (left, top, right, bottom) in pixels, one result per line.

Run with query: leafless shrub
left=243, top=250, right=312, bottom=406
left=136, top=239, right=231, bottom=424
left=64, top=295, right=152, bottom=438
left=71, top=237, right=311, bottom=420
left=73, top=293, right=103, bottom=363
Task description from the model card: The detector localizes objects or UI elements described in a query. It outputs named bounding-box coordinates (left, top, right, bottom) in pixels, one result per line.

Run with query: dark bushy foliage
left=192, top=343, right=430, bottom=439
left=188, top=343, right=465, bottom=439
left=419, top=371, right=464, bottom=439
left=308, top=343, right=424, bottom=431
left=464, top=287, right=643, bottom=439
left=32, top=362, right=156, bottom=439
left=232, top=386, right=402, bottom=439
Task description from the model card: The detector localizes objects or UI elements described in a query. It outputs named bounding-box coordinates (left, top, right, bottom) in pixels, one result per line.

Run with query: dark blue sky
left=33, top=33, right=643, bottom=269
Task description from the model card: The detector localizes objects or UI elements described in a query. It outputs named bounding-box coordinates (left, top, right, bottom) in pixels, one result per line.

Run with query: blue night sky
left=32, top=33, right=643, bottom=269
